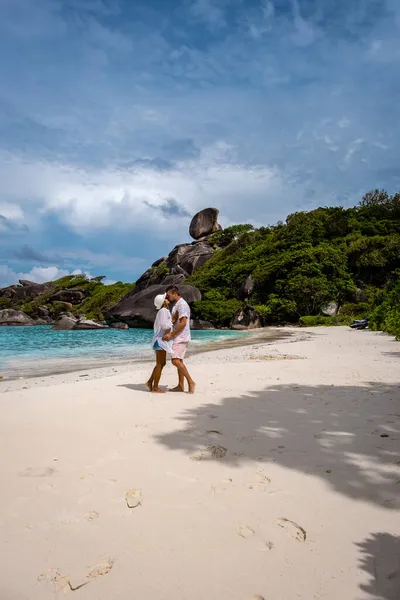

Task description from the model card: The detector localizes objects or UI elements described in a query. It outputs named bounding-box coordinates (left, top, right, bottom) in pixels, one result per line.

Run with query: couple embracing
left=146, top=286, right=196, bottom=394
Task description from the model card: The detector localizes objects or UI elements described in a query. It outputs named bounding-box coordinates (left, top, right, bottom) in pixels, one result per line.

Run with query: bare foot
left=188, top=381, right=196, bottom=394
left=145, top=381, right=152, bottom=392
left=151, top=388, right=165, bottom=393
left=169, top=386, right=184, bottom=392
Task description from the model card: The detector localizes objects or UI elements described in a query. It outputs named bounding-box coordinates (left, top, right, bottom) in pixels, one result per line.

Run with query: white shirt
left=152, top=307, right=173, bottom=353
left=172, top=297, right=191, bottom=343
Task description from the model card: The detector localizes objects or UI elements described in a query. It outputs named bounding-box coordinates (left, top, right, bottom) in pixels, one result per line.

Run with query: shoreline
left=0, top=326, right=293, bottom=388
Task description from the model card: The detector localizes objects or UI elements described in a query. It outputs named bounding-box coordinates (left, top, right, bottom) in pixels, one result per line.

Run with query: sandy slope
left=0, top=327, right=399, bottom=600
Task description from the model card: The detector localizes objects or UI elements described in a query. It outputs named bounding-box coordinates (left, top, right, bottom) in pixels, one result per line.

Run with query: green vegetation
left=5, top=275, right=134, bottom=323
left=189, top=190, right=400, bottom=333
left=70, top=281, right=134, bottom=321
left=299, top=315, right=352, bottom=327
left=192, top=290, right=242, bottom=327
left=150, top=263, right=170, bottom=279
left=369, top=280, right=400, bottom=340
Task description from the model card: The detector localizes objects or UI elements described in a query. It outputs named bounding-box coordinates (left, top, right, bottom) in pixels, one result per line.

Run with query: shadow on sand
left=155, top=382, right=400, bottom=509
left=356, top=532, right=400, bottom=599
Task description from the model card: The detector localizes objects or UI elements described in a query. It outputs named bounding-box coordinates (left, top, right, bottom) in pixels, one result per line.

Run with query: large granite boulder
left=130, top=208, right=222, bottom=296
left=238, top=275, right=255, bottom=302
left=321, top=301, right=339, bottom=316
left=52, top=314, right=107, bottom=330
left=166, top=241, right=214, bottom=275
left=0, top=309, right=35, bottom=326
left=230, top=306, right=261, bottom=330
left=352, top=288, right=368, bottom=303
left=110, top=322, right=129, bottom=330
left=191, top=319, right=215, bottom=330
left=74, top=319, right=107, bottom=330
left=134, top=242, right=214, bottom=294
left=106, top=284, right=201, bottom=328
left=50, top=289, right=86, bottom=304
left=0, top=280, right=54, bottom=302
left=189, top=208, right=221, bottom=240
left=51, top=315, right=77, bottom=330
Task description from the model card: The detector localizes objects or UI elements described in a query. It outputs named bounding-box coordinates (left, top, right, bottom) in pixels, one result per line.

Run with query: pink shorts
left=172, top=342, right=189, bottom=360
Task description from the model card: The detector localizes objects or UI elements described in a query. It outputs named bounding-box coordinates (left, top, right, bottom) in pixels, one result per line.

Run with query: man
left=163, top=285, right=196, bottom=394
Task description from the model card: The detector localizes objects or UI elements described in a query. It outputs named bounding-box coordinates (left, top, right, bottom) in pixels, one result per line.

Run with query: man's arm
left=163, top=316, right=187, bottom=340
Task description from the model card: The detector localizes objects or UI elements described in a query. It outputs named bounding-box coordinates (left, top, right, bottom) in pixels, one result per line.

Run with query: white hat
left=154, top=293, right=166, bottom=310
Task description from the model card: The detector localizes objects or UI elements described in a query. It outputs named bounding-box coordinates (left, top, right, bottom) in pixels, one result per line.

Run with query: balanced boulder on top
left=189, top=208, right=222, bottom=240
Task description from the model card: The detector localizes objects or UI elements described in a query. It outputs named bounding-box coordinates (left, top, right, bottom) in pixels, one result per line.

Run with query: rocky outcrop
left=106, top=284, right=201, bottom=328
left=50, top=289, right=86, bottom=304
left=0, top=309, right=35, bottom=326
left=167, top=241, right=214, bottom=275
left=74, top=319, right=107, bottom=330
left=238, top=275, right=255, bottom=302
left=189, top=208, right=221, bottom=240
left=353, top=288, right=368, bottom=303
left=51, top=315, right=77, bottom=330
left=110, top=322, right=129, bottom=330
left=134, top=238, right=215, bottom=295
left=230, top=306, right=261, bottom=330
left=0, top=280, right=54, bottom=302
left=52, top=314, right=107, bottom=330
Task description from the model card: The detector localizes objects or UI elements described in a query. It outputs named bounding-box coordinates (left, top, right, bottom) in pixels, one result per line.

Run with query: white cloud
left=0, top=202, right=24, bottom=221
left=0, top=265, right=94, bottom=288
left=0, top=145, right=286, bottom=236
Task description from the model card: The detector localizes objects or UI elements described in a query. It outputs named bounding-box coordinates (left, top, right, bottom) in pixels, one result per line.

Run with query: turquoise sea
left=0, top=325, right=245, bottom=379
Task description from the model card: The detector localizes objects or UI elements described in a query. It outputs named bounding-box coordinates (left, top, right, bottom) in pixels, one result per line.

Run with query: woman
left=145, top=293, right=173, bottom=393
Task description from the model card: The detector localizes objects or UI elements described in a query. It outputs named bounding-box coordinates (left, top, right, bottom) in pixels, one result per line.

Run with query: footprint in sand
left=86, top=558, right=114, bottom=580
left=247, top=469, right=272, bottom=492
left=237, top=525, right=255, bottom=539
left=211, top=478, right=233, bottom=495
left=190, top=445, right=227, bottom=461
left=125, top=489, right=142, bottom=508
left=84, top=510, right=99, bottom=521
left=19, top=466, right=56, bottom=478
left=237, top=526, right=274, bottom=553
left=38, top=558, right=114, bottom=592
left=277, top=517, right=306, bottom=542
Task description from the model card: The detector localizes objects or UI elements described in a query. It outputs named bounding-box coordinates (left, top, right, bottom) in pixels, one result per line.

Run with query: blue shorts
left=153, top=340, right=162, bottom=351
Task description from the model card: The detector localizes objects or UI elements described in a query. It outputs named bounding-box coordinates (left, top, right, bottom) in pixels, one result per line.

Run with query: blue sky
left=0, top=0, right=399, bottom=286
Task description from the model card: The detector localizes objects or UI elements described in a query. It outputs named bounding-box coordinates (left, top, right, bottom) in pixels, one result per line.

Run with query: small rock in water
left=380, top=433, right=389, bottom=438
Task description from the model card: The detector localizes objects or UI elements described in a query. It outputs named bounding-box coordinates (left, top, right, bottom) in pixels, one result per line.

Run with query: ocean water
left=0, top=325, right=245, bottom=378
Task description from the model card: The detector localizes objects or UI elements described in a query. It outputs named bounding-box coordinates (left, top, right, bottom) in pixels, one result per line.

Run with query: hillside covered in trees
left=188, top=190, right=400, bottom=339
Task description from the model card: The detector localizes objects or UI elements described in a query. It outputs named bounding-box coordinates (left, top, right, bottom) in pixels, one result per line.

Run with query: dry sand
left=0, top=326, right=399, bottom=600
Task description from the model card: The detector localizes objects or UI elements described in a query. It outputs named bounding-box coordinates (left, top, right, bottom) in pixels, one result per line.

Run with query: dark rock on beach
left=50, top=289, right=86, bottom=304
left=110, top=322, right=129, bottom=330
left=0, top=309, right=35, bottom=326
left=52, top=314, right=107, bottom=330
left=238, top=275, right=255, bottom=302
left=230, top=305, right=261, bottom=330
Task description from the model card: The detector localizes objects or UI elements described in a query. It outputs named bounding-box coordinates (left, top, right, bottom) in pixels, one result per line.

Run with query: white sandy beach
left=0, top=326, right=399, bottom=600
